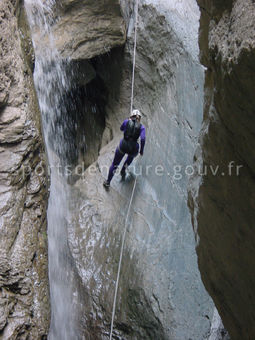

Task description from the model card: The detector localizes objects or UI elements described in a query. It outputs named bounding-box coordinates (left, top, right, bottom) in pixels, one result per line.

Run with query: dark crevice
left=4, top=280, right=22, bottom=294
left=55, top=46, right=125, bottom=183
left=71, top=74, right=107, bottom=169
left=45, top=58, right=107, bottom=173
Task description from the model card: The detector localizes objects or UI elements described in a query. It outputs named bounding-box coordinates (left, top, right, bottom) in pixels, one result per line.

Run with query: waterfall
left=24, top=1, right=80, bottom=338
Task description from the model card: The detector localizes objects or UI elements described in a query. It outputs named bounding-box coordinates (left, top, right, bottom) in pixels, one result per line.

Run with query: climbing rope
left=109, top=1, right=139, bottom=339
left=130, top=0, right=139, bottom=116
left=109, top=173, right=138, bottom=339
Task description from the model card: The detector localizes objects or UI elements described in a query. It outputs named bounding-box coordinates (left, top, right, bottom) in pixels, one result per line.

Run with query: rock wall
left=0, top=1, right=49, bottom=338
left=52, top=0, right=126, bottom=60
left=51, top=0, right=218, bottom=338
left=189, top=0, right=255, bottom=339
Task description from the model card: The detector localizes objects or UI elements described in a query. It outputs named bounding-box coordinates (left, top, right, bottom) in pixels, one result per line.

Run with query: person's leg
left=107, top=147, right=125, bottom=183
left=120, top=143, right=139, bottom=176
left=120, top=153, right=137, bottom=179
left=123, top=154, right=134, bottom=168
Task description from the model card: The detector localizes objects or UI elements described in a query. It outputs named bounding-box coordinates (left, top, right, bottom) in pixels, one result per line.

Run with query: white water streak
left=25, top=1, right=79, bottom=339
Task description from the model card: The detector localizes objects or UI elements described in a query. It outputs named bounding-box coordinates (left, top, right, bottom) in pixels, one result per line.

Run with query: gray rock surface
left=58, top=0, right=217, bottom=338
left=189, top=0, right=255, bottom=339
left=51, top=0, right=126, bottom=60
left=0, top=1, right=49, bottom=338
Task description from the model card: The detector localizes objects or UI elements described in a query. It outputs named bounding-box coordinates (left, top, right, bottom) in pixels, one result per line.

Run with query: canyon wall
left=48, top=0, right=217, bottom=338
left=189, top=0, right=255, bottom=339
left=0, top=0, right=236, bottom=338
left=0, top=1, right=49, bottom=338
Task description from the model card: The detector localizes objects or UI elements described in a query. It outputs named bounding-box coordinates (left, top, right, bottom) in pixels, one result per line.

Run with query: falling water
left=25, top=1, right=81, bottom=338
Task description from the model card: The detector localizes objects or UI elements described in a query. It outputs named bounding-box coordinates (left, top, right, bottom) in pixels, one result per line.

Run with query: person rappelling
left=103, top=109, right=146, bottom=189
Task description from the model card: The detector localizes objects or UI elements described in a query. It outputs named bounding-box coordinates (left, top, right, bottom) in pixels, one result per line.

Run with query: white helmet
left=131, top=109, right=142, bottom=118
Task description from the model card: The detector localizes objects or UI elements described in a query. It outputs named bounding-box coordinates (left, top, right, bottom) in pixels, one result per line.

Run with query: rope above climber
left=103, top=109, right=146, bottom=189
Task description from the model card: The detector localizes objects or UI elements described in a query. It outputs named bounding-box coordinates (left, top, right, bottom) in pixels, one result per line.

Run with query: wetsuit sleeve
left=120, top=119, right=128, bottom=131
left=140, top=125, right=146, bottom=155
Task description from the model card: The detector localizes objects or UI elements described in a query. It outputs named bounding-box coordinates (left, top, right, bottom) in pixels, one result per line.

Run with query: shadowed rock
left=189, top=0, right=255, bottom=339
left=0, top=1, right=49, bottom=338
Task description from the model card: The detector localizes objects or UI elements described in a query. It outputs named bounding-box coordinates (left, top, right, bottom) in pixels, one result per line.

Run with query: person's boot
left=103, top=180, right=110, bottom=189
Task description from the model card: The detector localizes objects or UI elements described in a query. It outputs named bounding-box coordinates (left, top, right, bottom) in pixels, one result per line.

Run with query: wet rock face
left=64, top=0, right=217, bottom=339
left=0, top=1, right=49, bottom=338
left=189, top=0, right=255, bottom=339
left=52, top=0, right=126, bottom=60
